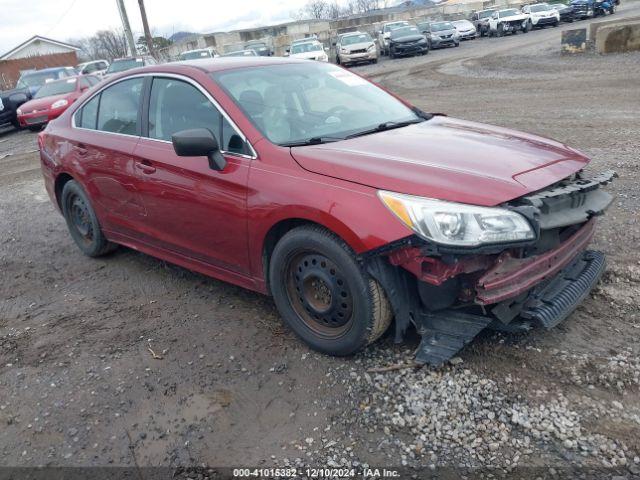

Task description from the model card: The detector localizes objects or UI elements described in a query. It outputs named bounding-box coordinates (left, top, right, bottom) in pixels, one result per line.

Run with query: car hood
left=502, top=13, right=528, bottom=20
left=432, top=29, right=458, bottom=35
left=0, top=86, right=30, bottom=101
left=390, top=34, right=425, bottom=43
left=20, top=93, right=72, bottom=112
left=289, top=116, right=589, bottom=207
left=343, top=41, right=374, bottom=51
left=291, top=51, right=325, bottom=59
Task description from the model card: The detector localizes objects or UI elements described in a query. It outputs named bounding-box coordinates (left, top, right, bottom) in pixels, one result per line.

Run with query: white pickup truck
left=488, top=8, right=531, bottom=36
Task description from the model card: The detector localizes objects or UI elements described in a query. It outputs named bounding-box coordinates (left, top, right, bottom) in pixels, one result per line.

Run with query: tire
left=336, top=56, right=341, bottom=65
left=61, top=180, right=117, bottom=257
left=372, top=58, right=378, bottom=64
left=525, top=20, right=533, bottom=32
left=269, top=225, right=392, bottom=356
left=11, top=118, right=21, bottom=130
left=28, top=125, right=43, bottom=132
left=553, top=20, right=559, bottom=27
left=497, top=23, right=504, bottom=37
left=389, top=48, right=395, bottom=59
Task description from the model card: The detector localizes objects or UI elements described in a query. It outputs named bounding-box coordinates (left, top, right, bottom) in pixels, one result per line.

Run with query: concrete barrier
left=595, top=21, right=640, bottom=53
left=561, top=28, right=587, bottom=54
left=588, top=15, right=640, bottom=41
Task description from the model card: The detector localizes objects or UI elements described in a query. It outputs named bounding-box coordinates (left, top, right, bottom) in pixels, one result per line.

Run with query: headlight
left=367, top=44, right=376, bottom=51
left=430, top=34, right=439, bottom=39
left=51, top=99, right=68, bottom=109
left=341, top=48, right=349, bottom=53
left=378, top=191, right=535, bottom=247
left=418, top=38, right=427, bottom=44
left=17, top=108, right=23, bottom=115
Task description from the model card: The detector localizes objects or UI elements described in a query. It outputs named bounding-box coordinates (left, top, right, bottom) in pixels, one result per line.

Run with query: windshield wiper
left=345, top=118, right=425, bottom=139
left=280, top=136, right=345, bottom=147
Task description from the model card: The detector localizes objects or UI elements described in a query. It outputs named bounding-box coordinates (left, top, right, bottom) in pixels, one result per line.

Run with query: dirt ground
left=1, top=4, right=640, bottom=476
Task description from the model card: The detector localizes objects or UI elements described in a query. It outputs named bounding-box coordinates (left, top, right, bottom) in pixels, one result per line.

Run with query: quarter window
left=97, top=77, right=143, bottom=135
left=77, top=94, right=100, bottom=129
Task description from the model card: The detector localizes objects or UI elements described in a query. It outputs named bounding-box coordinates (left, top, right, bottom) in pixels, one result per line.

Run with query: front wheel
left=269, top=225, right=392, bottom=356
left=61, top=180, right=117, bottom=257
left=497, top=23, right=504, bottom=36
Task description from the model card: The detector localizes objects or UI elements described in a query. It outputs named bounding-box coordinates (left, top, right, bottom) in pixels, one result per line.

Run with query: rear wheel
left=61, top=180, right=117, bottom=257
left=497, top=23, right=504, bottom=36
left=269, top=225, right=392, bottom=356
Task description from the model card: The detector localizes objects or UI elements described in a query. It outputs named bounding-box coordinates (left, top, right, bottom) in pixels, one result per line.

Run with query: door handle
left=135, top=161, right=156, bottom=174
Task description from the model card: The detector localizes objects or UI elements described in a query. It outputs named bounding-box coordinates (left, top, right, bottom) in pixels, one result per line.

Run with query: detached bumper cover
left=476, top=218, right=596, bottom=304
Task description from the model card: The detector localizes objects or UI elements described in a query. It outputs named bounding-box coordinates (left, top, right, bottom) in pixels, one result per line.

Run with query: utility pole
left=116, top=0, right=137, bottom=57
left=137, top=0, right=155, bottom=58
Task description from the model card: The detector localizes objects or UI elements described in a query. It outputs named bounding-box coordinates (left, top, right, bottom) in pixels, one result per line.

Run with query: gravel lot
left=1, top=4, right=640, bottom=476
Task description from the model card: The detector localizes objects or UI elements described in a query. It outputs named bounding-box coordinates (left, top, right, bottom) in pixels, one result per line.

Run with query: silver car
left=451, top=19, right=477, bottom=40
left=418, top=21, right=461, bottom=49
left=336, top=32, right=378, bottom=66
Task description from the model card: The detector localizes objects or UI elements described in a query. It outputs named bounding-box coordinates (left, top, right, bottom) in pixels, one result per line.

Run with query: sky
left=0, top=0, right=309, bottom=54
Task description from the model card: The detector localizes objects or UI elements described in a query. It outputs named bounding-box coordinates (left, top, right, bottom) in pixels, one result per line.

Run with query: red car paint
left=19, top=76, right=96, bottom=128
left=38, top=58, right=593, bottom=298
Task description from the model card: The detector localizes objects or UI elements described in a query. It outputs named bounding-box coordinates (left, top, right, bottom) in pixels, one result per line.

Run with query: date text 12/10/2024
left=232, top=468, right=401, bottom=478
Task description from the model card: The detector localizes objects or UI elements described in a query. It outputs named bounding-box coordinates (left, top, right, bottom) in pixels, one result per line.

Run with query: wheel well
left=54, top=173, right=74, bottom=210
left=262, top=218, right=332, bottom=295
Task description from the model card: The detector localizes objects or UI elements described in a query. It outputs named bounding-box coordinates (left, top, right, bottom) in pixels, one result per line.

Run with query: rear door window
left=97, top=78, right=143, bottom=135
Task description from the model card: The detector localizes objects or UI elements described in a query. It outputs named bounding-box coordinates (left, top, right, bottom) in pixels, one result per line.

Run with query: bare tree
left=302, top=0, right=329, bottom=19
left=71, top=29, right=130, bottom=61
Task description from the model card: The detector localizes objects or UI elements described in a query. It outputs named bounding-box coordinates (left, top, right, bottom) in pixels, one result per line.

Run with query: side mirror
left=172, top=128, right=227, bottom=171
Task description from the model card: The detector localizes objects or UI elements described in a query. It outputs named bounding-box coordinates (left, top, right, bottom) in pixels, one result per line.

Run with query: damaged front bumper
left=363, top=170, right=616, bottom=366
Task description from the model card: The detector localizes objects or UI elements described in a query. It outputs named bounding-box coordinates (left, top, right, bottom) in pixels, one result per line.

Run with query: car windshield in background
left=34, top=78, right=77, bottom=98
left=391, top=26, right=420, bottom=38
left=223, top=50, right=256, bottom=57
left=530, top=4, right=553, bottom=11
left=342, top=34, right=371, bottom=45
left=17, top=72, right=59, bottom=88
left=499, top=9, right=520, bottom=16
left=479, top=10, right=496, bottom=18
left=214, top=62, right=422, bottom=146
left=181, top=51, right=212, bottom=60
left=430, top=22, right=455, bottom=31
left=106, top=59, right=142, bottom=73
left=291, top=42, right=322, bottom=54
left=385, top=22, right=407, bottom=32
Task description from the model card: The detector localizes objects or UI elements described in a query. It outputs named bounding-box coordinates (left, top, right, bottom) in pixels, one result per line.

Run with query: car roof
left=24, top=66, right=73, bottom=74
left=121, top=57, right=314, bottom=76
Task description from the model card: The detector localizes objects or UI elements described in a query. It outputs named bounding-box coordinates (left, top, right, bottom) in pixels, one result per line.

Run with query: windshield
left=106, top=59, right=143, bottom=73
left=384, top=22, right=408, bottom=32
left=530, top=4, right=552, bottom=11
left=181, top=50, right=212, bottom=60
left=390, top=26, right=420, bottom=38
left=430, top=22, right=454, bottom=31
left=291, top=42, right=322, bottom=54
left=479, top=10, right=496, bottom=18
left=214, top=62, right=421, bottom=146
left=342, top=33, right=372, bottom=45
left=223, top=50, right=256, bottom=56
left=34, top=78, right=77, bottom=98
left=499, top=9, right=520, bottom=16
left=17, top=71, right=60, bottom=88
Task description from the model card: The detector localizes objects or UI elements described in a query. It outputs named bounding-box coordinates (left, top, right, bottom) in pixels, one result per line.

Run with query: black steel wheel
left=269, top=225, right=392, bottom=356
left=61, top=180, right=117, bottom=257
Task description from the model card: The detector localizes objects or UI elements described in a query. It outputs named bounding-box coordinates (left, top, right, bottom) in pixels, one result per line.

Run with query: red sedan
left=18, top=75, right=100, bottom=131
left=38, top=58, right=614, bottom=365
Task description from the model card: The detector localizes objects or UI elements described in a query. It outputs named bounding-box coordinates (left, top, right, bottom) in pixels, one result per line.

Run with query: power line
left=45, top=0, right=79, bottom=37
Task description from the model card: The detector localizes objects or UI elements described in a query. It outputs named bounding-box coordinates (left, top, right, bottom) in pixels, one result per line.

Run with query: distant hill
left=169, top=31, right=198, bottom=43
